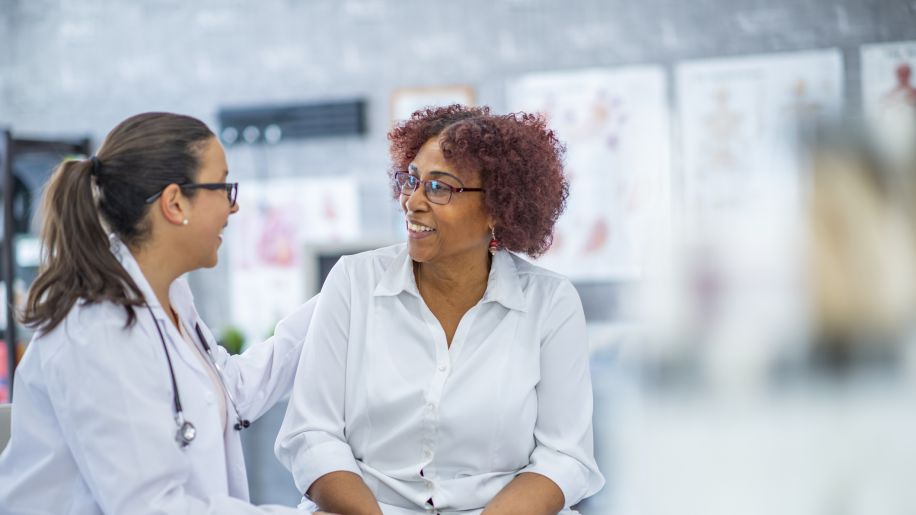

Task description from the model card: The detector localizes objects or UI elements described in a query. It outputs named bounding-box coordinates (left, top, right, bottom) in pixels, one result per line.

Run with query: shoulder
left=61, top=300, right=132, bottom=341
left=509, top=253, right=579, bottom=302
left=36, top=300, right=145, bottom=365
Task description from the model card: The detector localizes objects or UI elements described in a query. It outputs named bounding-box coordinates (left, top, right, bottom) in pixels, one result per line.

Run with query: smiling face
left=401, top=136, right=491, bottom=266
left=183, top=137, right=239, bottom=269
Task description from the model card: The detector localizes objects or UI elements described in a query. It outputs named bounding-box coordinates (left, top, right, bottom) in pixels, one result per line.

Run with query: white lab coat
left=0, top=238, right=317, bottom=514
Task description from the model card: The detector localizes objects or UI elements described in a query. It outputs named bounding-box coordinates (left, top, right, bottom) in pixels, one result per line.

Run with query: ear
left=157, top=184, right=190, bottom=226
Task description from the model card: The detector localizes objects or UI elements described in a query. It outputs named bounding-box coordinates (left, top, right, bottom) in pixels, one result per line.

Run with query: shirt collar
left=481, top=250, right=527, bottom=312
left=373, top=245, right=527, bottom=312
left=373, top=245, right=419, bottom=298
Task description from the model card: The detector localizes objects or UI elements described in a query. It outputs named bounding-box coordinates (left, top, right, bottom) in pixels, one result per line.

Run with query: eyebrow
left=406, top=164, right=465, bottom=186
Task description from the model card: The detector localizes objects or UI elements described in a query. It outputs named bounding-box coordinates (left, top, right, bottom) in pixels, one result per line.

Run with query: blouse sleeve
left=519, top=279, right=606, bottom=507
left=274, top=258, right=363, bottom=495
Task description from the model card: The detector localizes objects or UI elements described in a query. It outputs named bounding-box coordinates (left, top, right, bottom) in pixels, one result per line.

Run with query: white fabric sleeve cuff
left=289, top=440, right=363, bottom=496
left=520, top=444, right=591, bottom=508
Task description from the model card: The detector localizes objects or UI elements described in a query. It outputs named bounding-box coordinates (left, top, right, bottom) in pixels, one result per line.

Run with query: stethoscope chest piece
left=176, top=420, right=197, bottom=447
left=145, top=303, right=249, bottom=449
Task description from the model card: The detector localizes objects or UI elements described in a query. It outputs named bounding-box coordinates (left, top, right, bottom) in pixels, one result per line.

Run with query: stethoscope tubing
left=144, top=304, right=249, bottom=447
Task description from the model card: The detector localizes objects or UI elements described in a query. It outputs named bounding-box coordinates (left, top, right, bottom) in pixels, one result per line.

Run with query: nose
left=402, top=183, right=430, bottom=213
left=230, top=200, right=240, bottom=214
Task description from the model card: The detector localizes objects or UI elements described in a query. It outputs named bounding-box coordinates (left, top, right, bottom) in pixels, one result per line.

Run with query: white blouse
left=276, top=244, right=604, bottom=514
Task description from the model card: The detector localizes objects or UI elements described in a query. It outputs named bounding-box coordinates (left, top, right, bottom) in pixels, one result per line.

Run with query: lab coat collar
left=109, top=236, right=199, bottom=325
left=374, top=244, right=527, bottom=312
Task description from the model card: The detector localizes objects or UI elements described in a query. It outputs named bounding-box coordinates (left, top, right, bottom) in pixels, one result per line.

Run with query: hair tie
left=89, top=156, right=101, bottom=177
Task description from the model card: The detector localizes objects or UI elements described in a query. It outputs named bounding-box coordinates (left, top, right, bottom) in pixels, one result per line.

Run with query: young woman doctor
left=0, top=112, right=334, bottom=515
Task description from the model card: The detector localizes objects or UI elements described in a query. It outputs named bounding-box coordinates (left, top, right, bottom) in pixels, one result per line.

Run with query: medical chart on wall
left=676, top=50, right=844, bottom=222
left=861, top=41, right=916, bottom=160
left=507, top=66, right=671, bottom=281
left=226, top=177, right=360, bottom=344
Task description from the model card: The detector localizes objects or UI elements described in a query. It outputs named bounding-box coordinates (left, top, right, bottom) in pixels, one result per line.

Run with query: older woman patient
left=276, top=105, right=604, bottom=515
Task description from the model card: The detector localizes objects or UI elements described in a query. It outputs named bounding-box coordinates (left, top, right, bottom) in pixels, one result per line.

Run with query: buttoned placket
left=416, top=295, right=480, bottom=512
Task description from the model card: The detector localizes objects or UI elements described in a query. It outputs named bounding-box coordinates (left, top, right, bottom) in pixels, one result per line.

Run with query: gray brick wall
left=5, top=0, right=916, bottom=135
left=2, top=0, right=915, bottom=361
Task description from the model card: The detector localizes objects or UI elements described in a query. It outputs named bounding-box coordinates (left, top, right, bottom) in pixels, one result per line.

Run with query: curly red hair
left=387, top=104, right=568, bottom=257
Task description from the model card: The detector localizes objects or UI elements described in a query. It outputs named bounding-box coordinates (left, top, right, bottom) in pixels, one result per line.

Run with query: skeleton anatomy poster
left=861, top=41, right=916, bottom=160
left=677, top=50, right=844, bottom=224
left=508, top=66, right=671, bottom=280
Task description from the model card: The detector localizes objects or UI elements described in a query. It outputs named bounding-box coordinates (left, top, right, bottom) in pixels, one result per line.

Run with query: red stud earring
left=489, top=227, right=501, bottom=256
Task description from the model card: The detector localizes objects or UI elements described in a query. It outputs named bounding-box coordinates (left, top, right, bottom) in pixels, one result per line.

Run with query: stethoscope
left=144, top=304, right=250, bottom=448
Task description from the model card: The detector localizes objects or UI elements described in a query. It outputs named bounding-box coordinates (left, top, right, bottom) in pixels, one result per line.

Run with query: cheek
left=198, top=205, right=229, bottom=233
left=467, top=214, right=492, bottom=240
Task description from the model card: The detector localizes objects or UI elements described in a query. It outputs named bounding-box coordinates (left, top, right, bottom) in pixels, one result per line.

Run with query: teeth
left=408, top=222, right=434, bottom=232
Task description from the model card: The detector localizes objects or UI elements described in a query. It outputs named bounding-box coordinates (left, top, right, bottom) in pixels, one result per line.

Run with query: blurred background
left=2, top=0, right=916, bottom=513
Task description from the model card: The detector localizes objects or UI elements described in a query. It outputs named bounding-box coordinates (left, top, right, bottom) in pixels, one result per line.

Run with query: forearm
left=307, top=471, right=383, bottom=515
left=482, top=472, right=564, bottom=515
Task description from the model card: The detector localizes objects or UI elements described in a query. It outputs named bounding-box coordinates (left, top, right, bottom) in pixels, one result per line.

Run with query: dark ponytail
left=21, top=112, right=215, bottom=333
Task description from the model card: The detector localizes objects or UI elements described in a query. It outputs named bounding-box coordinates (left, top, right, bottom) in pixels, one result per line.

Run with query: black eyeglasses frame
left=145, top=182, right=239, bottom=207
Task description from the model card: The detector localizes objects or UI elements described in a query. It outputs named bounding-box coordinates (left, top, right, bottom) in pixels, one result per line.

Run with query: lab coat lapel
left=111, top=237, right=252, bottom=501
left=109, top=238, right=211, bottom=381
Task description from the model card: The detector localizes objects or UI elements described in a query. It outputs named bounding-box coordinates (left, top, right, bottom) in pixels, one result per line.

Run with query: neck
left=130, top=241, right=184, bottom=326
left=415, top=249, right=491, bottom=300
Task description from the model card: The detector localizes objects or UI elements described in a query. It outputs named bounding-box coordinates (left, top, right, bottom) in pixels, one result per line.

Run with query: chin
left=201, top=252, right=219, bottom=269
left=406, top=243, right=432, bottom=263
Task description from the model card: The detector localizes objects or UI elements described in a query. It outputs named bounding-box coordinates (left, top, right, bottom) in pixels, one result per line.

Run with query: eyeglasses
left=394, top=172, right=484, bottom=205
left=145, top=182, right=239, bottom=208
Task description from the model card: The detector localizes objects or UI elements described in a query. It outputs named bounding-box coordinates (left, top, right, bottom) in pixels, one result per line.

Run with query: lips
left=406, top=220, right=435, bottom=240
left=407, top=221, right=435, bottom=233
